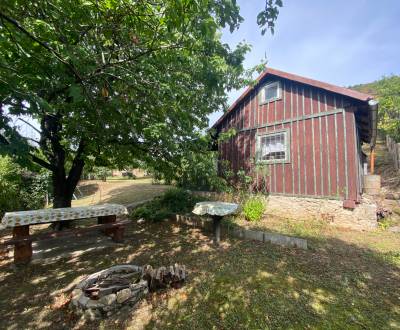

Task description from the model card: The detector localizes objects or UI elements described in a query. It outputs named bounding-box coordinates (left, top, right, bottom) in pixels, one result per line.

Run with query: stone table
left=1, top=204, right=128, bottom=264
left=192, top=202, right=239, bottom=245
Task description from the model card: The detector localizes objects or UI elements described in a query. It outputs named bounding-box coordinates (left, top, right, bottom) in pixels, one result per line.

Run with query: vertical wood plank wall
left=218, top=78, right=361, bottom=201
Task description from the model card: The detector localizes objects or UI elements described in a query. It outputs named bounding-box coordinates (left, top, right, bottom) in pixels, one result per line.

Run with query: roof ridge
left=212, top=67, right=375, bottom=128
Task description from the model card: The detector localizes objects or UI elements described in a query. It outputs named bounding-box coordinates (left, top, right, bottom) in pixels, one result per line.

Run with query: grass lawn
left=0, top=218, right=399, bottom=329
left=71, top=178, right=170, bottom=207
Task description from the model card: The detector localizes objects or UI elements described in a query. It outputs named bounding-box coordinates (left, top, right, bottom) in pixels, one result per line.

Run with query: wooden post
left=112, top=225, right=124, bottom=243
left=211, top=215, right=222, bottom=245
left=13, top=225, right=32, bottom=264
left=370, top=148, right=375, bottom=174
left=98, top=215, right=117, bottom=237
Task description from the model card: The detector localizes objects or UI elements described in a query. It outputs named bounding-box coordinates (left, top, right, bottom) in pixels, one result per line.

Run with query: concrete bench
left=0, top=204, right=129, bottom=264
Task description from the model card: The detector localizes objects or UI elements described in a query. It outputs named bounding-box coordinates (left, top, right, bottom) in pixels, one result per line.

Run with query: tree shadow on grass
left=0, top=221, right=399, bottom=329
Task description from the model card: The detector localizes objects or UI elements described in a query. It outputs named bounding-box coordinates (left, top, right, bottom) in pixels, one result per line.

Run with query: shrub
left=242, top=196, right=265, bottom=222
left=174, top=151, right=230, bottom=192
left=89, top=166, right=112, bottom=181
left=0, top=156, right=50, bottom=217
left=130, top=188, right=205, bottom=222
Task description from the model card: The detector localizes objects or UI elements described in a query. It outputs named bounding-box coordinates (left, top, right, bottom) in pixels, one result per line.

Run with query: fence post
left=386, top=135, right=400, bottom=171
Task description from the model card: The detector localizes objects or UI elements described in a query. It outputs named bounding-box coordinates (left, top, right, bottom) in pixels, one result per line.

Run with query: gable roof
left=212, top=67, right=374, bottom=129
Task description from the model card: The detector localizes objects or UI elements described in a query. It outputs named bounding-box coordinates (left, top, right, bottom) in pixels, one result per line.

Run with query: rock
left=86, top=299, right=104, bottom=309
left=78, top=294, right=90, bottom=308
left=267, top=195, right=378, bottom=231
left=192, top=201, right=239, bottom=217
left=389, top=226, right=400, bottom=233
left=71, top=289, right=82, bottom=300
left=243, top=229, right=264, bottom=242
left=99, top=293, right=117, bottom=306
left=116, top=288, right=132, bottom=304
left=137, top=218, right=145, bottom=224
left=386, top=193, right=400, bottom=200
left=84, top=308, right=100, bottom=321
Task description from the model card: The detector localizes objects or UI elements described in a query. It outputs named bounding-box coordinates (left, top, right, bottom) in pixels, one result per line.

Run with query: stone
left=192, top=202, right=239, bottom=217
left=86, top=299, right=104, bottom=309
left=116, top=288, right=132, bottom=304
left=71, top=289, right=82, bottom=300
left=232, top=227, right=244, bottom=238
left=389, top=226, right=400, bottom=233
left=78, top=294, right=90, bottom=308
left=263, top=232, right=308, bottom=249
left=266, top=195, right=377, bottom=231
left=99, top=293, right=117, bottom=306
left=243, top=230, right=264, bottom=242
left=84, top=308, right=100, bottom=321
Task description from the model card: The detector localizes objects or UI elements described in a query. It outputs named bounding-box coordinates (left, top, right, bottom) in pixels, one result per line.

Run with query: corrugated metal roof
left=212, top=67, right=374, bottom=128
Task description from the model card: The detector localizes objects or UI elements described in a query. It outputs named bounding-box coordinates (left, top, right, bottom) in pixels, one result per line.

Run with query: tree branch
left=29, top=153, right=55, bottom=171
left=17, top=117, right=41, bottom=134
left=0, top=11, right=83, bottom=83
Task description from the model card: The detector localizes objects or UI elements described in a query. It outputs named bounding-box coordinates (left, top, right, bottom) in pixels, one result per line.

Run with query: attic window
left=256, top=129, right=290, bottom=164
left=259, top=81, right=281, bottom=104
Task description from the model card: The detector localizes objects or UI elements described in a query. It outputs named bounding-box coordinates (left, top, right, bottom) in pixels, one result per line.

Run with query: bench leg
left=212, top=215, right=222, bottom=246
left=98, top=215, right=116, bottom=237
left=112, top=226, right=125, bottom=243
left=13, top=226, right=32, bottom=264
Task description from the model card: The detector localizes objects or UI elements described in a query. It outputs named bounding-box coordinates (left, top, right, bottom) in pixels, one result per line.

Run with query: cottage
left=212, top=68, right=378, bottom=211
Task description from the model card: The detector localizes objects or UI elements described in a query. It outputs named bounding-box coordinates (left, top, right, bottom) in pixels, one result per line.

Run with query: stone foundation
left=266, top=195, right=378, bottom=230
left=192, top=191, right=378, bottom=231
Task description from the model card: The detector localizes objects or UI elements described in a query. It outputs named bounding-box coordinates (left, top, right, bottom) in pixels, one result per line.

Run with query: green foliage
left=130, top=188, right=204, bottom=222
left=242, top=196, right=265, bottom=222
left=0, top=156, right=50, bottom=216
left=20, top=171, right=51, bottom=210
left=175, top=151, right=229, bottom=192
left=88, top=166, right=112, bottom=181
left=0, top=0, right=282, bottom=206
left=0, top=156, right=21, bottom=215
left=352, top=75, right=400, bottom=141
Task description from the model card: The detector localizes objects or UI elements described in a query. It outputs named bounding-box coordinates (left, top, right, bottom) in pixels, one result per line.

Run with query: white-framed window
left=256, top=129, right=290, bottom=164
left=259, top=81, right=281, bottom=104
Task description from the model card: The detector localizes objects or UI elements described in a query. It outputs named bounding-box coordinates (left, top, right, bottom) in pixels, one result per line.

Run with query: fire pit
left=70, top=264, right=186, bottom=320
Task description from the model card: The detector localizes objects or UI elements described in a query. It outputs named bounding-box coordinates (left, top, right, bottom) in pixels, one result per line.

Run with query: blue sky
left=208, top=0, right=400, bottom=126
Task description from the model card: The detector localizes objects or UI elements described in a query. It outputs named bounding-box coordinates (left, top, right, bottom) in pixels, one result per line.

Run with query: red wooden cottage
left=212, top=68, right=378, bottom=208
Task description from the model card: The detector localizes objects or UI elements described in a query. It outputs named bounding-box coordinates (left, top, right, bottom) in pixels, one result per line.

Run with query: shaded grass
left=0, top=219, right=399, bottom=329
left=231, top=213, right=400, bottom=268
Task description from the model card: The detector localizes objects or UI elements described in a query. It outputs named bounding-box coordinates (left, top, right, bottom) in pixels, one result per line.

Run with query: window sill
left=256, top=159, right=291, bottom=165
left=259, top=96, right=282, bottom=106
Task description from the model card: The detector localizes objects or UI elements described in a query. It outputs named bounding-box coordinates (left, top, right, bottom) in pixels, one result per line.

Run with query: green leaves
left=0, top=0, right=281, bottom=193
left=352, top=75, right=400, bottom=142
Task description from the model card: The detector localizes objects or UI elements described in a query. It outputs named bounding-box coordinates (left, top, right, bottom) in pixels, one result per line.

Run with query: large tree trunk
left=51, top=158, right=85, bottom=230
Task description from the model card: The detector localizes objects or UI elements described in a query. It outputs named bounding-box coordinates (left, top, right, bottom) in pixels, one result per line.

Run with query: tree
left=375, top=76, right=400, bottom=142
left=0, top=0, right=282, bottom=218
left=352, top=75, right=400, bottom=141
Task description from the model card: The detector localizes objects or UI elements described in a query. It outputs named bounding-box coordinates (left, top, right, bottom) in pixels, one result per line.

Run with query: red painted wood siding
left=217, top=77, right=361, bottom=201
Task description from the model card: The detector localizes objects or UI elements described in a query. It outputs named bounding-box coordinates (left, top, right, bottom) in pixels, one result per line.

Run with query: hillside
left=350, top=75, right=400, bottom=96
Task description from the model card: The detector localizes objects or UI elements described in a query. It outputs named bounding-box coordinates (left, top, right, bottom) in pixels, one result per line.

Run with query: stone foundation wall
left=266, top=195, right=377, bottom=230
left=193, top=191, right=378, bottom=231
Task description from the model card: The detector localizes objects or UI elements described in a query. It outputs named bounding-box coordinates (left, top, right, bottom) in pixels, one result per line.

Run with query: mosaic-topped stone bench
left=0, top=204, right=128, bottom=264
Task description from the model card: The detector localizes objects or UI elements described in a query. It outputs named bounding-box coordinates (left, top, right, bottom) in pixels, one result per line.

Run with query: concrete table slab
left=192, top=202, right=239, bottom=245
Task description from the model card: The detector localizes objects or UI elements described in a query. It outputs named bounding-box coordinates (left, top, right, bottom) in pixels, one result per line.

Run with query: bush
left=0, top=156, right=50, bottom=217
left=174, top=151, right=230, bottom=192
left=89, top=166, right=112, bottom=181
left=131, top=188, right=205, bottom=222
left=242, top=196, right=265, bottom=222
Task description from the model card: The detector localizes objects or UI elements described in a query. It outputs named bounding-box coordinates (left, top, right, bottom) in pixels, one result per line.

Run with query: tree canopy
left=352, top=75, right=400, bottom=142
left=0, top=0, right=282, bottom=207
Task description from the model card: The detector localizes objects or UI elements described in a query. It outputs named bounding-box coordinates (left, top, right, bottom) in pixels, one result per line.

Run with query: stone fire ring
left=70, top=265, right=148, bottom=320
